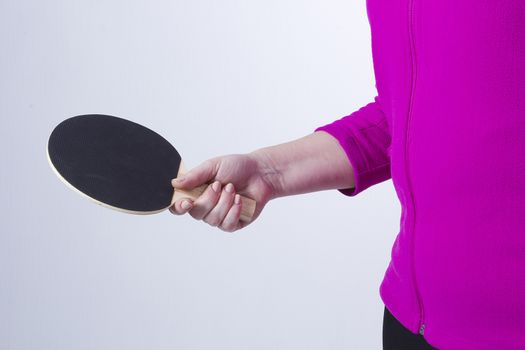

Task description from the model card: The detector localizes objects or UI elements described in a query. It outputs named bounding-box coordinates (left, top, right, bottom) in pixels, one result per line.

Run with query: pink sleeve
left=314, top=96, right=391, bottom=197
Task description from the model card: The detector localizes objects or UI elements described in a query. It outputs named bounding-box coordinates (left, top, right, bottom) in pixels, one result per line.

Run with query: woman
left=170, top=1, right=525, bottom=349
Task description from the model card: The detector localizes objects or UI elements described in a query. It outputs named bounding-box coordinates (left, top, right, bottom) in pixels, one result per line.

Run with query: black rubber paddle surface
left=48, top=114, right=181, bottom=212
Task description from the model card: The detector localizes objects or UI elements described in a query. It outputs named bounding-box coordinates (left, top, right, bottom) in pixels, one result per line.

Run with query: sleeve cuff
left=314, top=124, right=389, bottom=197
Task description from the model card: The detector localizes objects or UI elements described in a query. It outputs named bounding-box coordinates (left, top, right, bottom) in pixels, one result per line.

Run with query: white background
left=1, top=0, right=400, bottom=349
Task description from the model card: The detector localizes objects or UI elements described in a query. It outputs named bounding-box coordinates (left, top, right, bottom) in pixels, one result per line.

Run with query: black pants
left=383, top=306, right=437, bottom=350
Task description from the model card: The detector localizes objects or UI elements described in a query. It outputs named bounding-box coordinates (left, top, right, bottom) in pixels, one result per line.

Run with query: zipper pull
left=419, top=323, right=426, bottom=335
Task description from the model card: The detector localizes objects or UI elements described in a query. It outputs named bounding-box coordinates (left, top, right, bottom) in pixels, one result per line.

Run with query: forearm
left=249, top=131, right=355, bottom=199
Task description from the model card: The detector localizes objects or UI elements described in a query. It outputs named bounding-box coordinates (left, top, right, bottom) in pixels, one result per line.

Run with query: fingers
left=169, top=197, right=193, bottom=215
left=202, top=183, right=236, bottom=227
left=169, top=181, right=243, bottom=232
left=218, top=194, right=242, bottom=232
left=186, top=180, right=222, bottom=220
left=172, top=159, right=217, bottom=190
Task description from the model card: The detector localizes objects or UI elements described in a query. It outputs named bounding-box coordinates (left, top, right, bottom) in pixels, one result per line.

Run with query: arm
left=252, top=97, right=391, bottom=200
left=171, top=98, right=391, bottom=231
left=250, top=130, right=357, bottom=199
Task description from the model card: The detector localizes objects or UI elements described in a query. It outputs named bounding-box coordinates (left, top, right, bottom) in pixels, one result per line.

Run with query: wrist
left=248, top=148, right=285, bottom=200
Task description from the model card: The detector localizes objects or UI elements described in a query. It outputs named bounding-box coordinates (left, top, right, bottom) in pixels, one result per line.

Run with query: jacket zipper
left=406, top=0, right=426, bottom=336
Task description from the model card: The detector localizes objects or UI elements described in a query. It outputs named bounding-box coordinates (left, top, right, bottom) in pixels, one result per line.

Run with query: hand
left=169, top=153, right=279, bottom=232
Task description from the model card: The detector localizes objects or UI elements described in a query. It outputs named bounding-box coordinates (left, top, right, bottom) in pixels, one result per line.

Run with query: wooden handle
left=171, top=161, right=256, bottom=223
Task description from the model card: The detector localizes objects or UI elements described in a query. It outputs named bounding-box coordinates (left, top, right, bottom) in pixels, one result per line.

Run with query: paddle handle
left=171, top=162, right=256, bottom=223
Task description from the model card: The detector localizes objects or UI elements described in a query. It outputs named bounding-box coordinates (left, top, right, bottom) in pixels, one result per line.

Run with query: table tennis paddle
left=47, top=114, right=256, bottom=222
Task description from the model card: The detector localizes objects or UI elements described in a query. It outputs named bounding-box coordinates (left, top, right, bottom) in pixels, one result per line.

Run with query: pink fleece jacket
left=315, top=1, right=525, bottom=349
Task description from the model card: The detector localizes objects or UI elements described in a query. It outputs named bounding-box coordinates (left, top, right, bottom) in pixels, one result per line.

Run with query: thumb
left=171, top=159, right=218, bottom=189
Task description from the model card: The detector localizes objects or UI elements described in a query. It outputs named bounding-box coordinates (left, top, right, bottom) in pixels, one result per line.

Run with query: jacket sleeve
left=314, top=95, right=391, bottom=197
